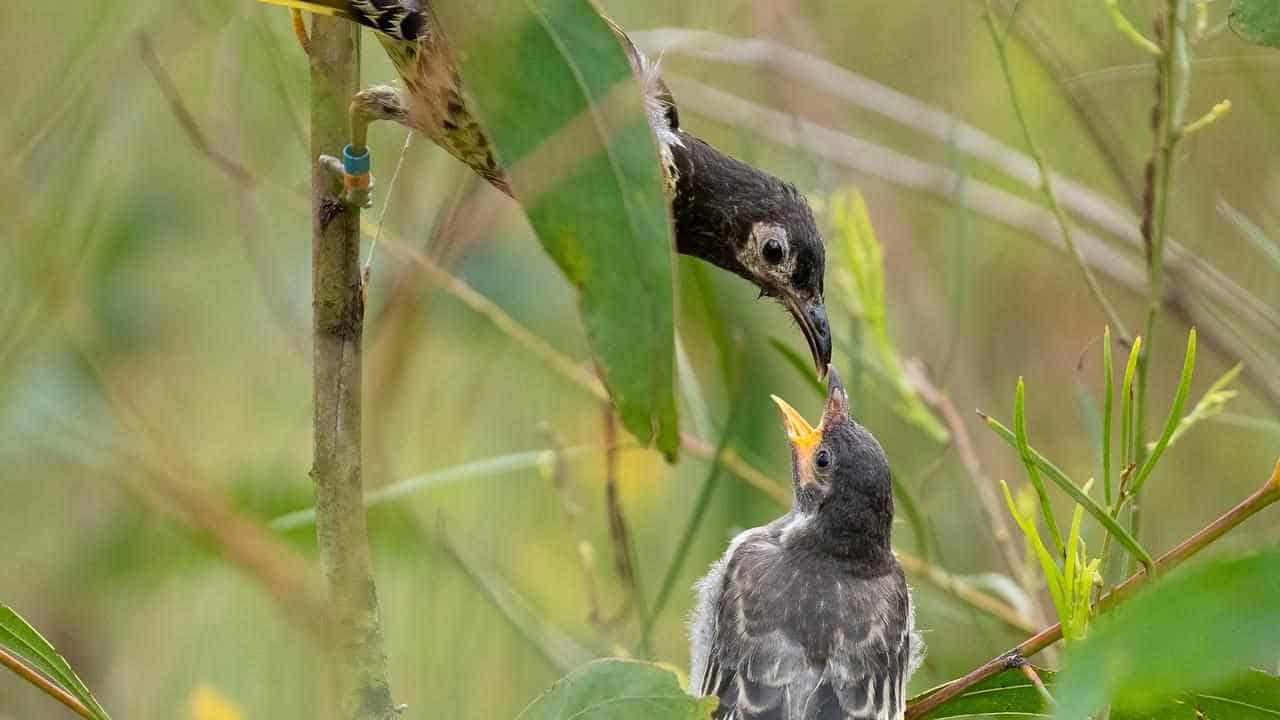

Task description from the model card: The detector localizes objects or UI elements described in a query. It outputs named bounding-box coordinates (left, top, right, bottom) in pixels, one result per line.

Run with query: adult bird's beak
left=783, top=295, right=832, bottom=377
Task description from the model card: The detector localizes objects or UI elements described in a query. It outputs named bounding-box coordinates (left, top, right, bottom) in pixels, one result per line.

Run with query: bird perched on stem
left=258, top=0, right=832, bottom=372
left=691, top=366, right=923, bottom=719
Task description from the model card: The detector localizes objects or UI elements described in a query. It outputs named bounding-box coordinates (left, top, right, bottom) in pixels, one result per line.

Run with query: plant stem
left=0, top=647, right=94, bottom=720
left=1132, top=0, right=1191, bottom=573
left=906, top=461, right=1280, bottom=719
left=983, top=2, right=1130, bottom=340
left=309, top=17, right=397, bottom=720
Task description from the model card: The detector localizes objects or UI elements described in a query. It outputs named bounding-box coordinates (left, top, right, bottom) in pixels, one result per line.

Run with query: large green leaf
left=433, top=0, right=678, bottom=459
left=517, top=658, right=717, bottom=719
left=1, top=603, right=113, bottom=720
left=909, top=666, right=1280, bottom=719
left=911, top=667, right=1053, bottom=719
left=1231, top=0, right=1280, bottom=48
left=1055, top=551, right=1280, bottom=718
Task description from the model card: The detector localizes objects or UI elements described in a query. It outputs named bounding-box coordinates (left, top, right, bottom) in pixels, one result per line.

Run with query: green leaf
left=1, top=603, right=113, bottom=720
left=910, top=666, right=1054, bottom=719
left=1055, top=551, right=1280, bottom=719
left=1014, top=378, right=1066, bottom=556
left=517, top=658, right=718, bottom=720
left=983, top=415, right=1155, bottom=572
left=1231, top=0, right=1280, bottom=48
left=433, top=0, right=678, bottom=459
left=1102, top=326, right=1114, bottom=506
left=1130, top=328, right=1196, bottom=496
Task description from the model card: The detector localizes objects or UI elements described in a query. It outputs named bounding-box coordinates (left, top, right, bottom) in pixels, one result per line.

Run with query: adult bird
left=258, top=0, right=832, bottom=372
left=691, top=366, right=923, bottom=719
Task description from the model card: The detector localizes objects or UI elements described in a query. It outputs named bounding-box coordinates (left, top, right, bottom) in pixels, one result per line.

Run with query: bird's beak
left=771, top=365, right=849, bottom=453
left=783, top=295, right=832, bottom=378
left=819, top=365, right=849, bottom=427
left=771, top=393, right=822, bottom=452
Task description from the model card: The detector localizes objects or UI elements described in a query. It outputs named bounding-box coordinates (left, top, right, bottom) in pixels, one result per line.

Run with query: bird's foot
left=318, top=150, right=374, bottom=209
left=320, top=85, right=409, bottom=208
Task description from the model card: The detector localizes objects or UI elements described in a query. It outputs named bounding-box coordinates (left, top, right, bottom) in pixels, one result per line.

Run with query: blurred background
left=3, top=1, right=1278, bottom=717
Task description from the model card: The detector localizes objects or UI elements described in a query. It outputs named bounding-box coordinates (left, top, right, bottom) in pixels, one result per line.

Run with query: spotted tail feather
left=255, top=0, right=427, bottom=42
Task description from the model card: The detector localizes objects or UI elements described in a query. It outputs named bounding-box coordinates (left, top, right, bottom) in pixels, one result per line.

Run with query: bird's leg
left=321, top=84, right=409, bottom=208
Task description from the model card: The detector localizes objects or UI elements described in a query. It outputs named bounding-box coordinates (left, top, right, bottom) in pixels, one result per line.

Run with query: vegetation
left=4, top=1, right=1280, bottom=718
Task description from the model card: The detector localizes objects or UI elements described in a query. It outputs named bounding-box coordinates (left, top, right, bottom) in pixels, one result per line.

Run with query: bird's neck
left=668, top=134, right=759, bottom=281
left=804, top=495, right=895, bottom=574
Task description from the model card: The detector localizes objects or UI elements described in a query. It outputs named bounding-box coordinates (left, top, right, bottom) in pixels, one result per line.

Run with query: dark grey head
left=771, top=366, right=894, bottom=558
left=671, top=136, right=831, bottom=374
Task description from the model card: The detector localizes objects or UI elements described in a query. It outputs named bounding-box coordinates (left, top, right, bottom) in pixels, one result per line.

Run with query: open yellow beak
left=771, top=394, right=823, bottom=452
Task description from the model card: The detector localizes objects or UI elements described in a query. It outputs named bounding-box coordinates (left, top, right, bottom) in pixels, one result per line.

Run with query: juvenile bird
left=258, top=0, right=832, bottom=372
left=691, top=367, right=923, bottom=719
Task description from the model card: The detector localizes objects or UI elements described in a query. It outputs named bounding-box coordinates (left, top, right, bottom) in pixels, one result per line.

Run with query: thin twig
left=1018, top=660, right=1056, bottom=706
left=139, top=33, right=255, bottom=187
left=0, top=647, right=95, bottom=720
left=905, top=360, right=1024, bottom=581
left=906, top=460, right=1280, bottom=719
left=983, top=2, right=1130, bottom=340
left=308, top=17, right=397, bottom=720
left=1132, top=0, right=1192, bottom=574
left=601, top=403, right=648, bottom=644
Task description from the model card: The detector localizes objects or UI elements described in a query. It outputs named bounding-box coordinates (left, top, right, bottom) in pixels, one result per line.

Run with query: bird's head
left=669, top=137, right=831, bottom=375
left=770, top=366, right=894, bottom=549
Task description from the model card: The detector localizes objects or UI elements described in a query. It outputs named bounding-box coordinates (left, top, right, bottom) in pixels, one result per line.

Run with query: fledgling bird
left=691, top=367, right=923, bottom=720
left=257, top=0, right=832, bottom=372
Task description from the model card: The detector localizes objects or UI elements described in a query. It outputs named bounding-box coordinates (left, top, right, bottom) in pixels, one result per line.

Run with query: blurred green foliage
left=3, top=1, right=1280, bottom=718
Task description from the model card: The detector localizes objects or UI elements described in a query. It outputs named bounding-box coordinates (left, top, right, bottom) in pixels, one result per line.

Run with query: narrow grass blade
left=983, top=415, right=1155, bottom=572
left=270, top=447, right=591, bottom=530
left=1120, top=337, right=1143, bottom=468
left=769, top=338, right=826, bottom=400
left=644, top=396, right=741, bottom=645
left=1102, top=326, right=1114, bottom=506
left=0, top=604, right=111, bottom=720
left=1001, top=481, right=1068, bottom=624
left=1218, top=199, right=1280, bottom=270
left=1014, top=379, right=1065, bottom=556
left=441, top=534, right=595, bottom=673
left=1130, top=329, right=1197, bottom=496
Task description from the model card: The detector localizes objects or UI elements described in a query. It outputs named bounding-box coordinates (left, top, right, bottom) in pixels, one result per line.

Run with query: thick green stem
left=309, top=17, right=397, bottom=720
left=906, top=462, right=1280, bottom=720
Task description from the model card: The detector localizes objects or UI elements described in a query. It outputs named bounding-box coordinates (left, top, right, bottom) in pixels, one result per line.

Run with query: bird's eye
left=762, top=237, right=786, bottom=265
left=815, top=448, right=832, bottom=470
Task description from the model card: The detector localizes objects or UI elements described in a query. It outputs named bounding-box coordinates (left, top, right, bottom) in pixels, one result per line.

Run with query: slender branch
left=0, top=647, right=94, bottom=720
left=905, top=361, right=1024, bottom=583
left=1133, top=0, right=1192, bottom=572
left=983, top=2, right=1130, bottom=340
left=1017, top=660, right=1056, bottom=706
left=906, top=461, right=1280, bottom=719
left=308, top=17, right=396, bottom=720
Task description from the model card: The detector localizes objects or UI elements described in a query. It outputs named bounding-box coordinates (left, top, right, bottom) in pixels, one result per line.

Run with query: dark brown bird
left=262, top=0, right=832, bottom=371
